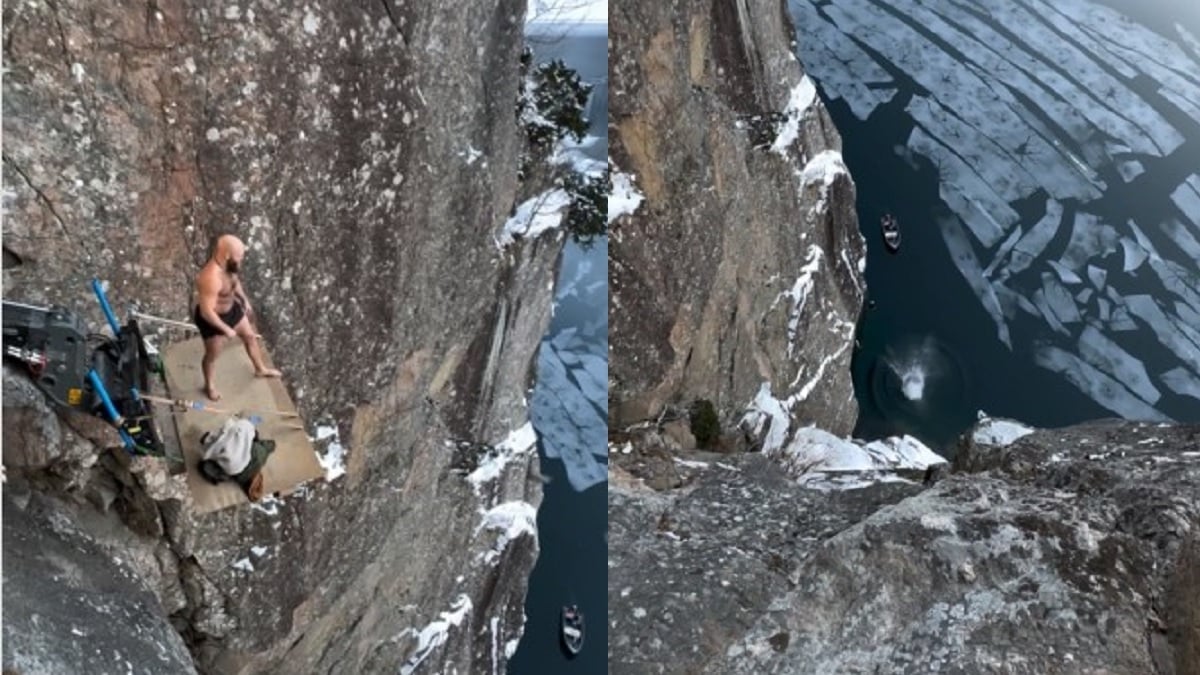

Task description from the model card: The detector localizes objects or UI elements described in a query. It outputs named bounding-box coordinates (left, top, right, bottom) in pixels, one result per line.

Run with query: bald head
left=212, top=234, right=246, bottom=274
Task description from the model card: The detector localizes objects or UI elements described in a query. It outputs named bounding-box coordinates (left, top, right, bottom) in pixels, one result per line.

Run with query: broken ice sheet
left=1059, top=211, right=1118, bottom=273
left=1034, top=344, right=1170, bottom=421
left=939, top=215, right=1011, bottom=348
left=1004, top=200, right=1063, bottom=279
left=1170, top=174, right=1200, bottom=222
left=1077, top=325, right=1161, bottom=405
left=1159, top=218, right=1200, bottom=264
left=530, top=331, right=607, bottom=493
left=1042, top=272, right=1082, bottom=325
left=1120, top=236, right=1150, bottom=273
left=1032, top=288, right=1070, bottom=337
left=1162, top=367, right=1200, bottom=401
left=1122, top=295, right=1200, bottom=376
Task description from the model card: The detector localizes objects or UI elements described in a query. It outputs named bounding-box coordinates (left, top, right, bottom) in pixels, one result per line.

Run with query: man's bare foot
left=205, top=385, right=222, bottom=401
left=255, top=368, right=282, bottom=378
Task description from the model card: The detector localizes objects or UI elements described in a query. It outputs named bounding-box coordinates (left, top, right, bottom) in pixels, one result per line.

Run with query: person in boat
left=881, top=213, right=901, bottom=252
left=192, top=234, right=281, bottom=400
left=561, top=605, right=584, bottom=654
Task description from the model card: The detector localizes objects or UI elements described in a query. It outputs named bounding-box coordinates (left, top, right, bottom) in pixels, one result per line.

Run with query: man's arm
left=197, top=273, right=238, bottom=338
left=232, top=276, right=253, bottom=310
left=232, top=276, right=257, bottom=323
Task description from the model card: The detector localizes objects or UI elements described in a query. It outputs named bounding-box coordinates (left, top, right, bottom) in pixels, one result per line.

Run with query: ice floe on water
left=530, top=326, right=607, bottom=492
left=1034, top=344, right=1171, bottom=421
left=790, top=0, right=1200, bottom=420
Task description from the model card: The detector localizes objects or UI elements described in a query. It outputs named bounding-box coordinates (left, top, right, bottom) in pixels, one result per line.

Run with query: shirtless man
left=192, top=234, right=281, bottom=400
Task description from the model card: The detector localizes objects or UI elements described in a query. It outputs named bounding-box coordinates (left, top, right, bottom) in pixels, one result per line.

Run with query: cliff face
left=605, top=3, right=1200, bottom=674
left=3, top=1, right=557, bottom=673
left=609, top=421, right=1200, bottom=674
left=608, top=0, right=864, bottom=435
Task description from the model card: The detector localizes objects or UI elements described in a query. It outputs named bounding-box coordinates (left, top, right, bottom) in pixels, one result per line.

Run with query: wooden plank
left=161, top=336, right=324, bottom=514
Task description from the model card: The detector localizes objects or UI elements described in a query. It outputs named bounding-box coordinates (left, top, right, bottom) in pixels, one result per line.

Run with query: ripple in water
left=868, top=335, right=972, bottom=447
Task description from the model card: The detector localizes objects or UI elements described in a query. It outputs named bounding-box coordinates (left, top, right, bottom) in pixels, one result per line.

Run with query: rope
left=132, top=310, right=262, bottom=339
left=130, top=310, right=198, bottom=332
left=139, top=391, right=300, bottom=417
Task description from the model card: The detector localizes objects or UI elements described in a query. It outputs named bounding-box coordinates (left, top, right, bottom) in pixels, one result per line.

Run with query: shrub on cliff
left=689, top=399, right=721, bottom=449
left=561, top=167, right=609, bottom=246
left=518, top=47, right=592, bottom=155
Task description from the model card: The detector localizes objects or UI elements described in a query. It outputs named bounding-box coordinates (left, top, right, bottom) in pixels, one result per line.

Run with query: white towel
left=202, top=416, right=256, bottom=476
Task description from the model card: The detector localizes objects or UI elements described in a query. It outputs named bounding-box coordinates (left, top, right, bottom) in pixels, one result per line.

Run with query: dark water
left=508, top=24, right=607, bottom=675
left=789, top=0, right=1200, bottom=455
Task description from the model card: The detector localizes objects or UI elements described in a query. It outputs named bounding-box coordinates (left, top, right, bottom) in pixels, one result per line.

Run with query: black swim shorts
left=193, top=300, right=245, bottom=339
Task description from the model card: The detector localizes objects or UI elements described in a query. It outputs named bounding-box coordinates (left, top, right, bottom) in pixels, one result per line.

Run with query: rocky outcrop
left=608, top=421, right=1200, bottom=674
left=608, top=0, right=865, bottom=435
left=3, top=1, right=557, bottom=673
left=3, top=487, right=198, bottom=675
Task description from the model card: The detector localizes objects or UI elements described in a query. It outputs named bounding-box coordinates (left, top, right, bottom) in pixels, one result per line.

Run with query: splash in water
left=886, top=336, right=942, bottom=403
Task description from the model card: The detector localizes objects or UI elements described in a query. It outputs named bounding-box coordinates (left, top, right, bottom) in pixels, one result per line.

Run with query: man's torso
left=197, top=264, right=237, bottom=312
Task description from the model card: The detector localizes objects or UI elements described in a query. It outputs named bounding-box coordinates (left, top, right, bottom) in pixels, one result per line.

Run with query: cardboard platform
left=160, top=337, right=323, bottom=514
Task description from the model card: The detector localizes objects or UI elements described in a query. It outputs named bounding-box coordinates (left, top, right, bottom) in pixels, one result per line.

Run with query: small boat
left=881, top=213, right=901, bottom=253
left=561, top=605, right=584, bottom=656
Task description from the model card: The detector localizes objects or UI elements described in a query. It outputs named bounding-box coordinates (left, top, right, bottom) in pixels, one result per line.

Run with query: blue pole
left=87, top=369, right=136, bottom=452
left=91, top=278, right=121, bottom=335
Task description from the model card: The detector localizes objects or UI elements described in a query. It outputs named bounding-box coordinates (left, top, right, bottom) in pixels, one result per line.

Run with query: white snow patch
left=776, top=426, right=947, bottom=477
left=740, top=382, right=791, bottom=455
left=799, top=150, right=849, bottom=189
left=302, top=10, right=320, bottom=35
left=774, top=245, right=823, bottom=358
left=232, top=557, right=254, bottom=572
left=467, top=423, right=538, bottom=493
left=250, top=494, right=283, bottom=516
left=793, top=342, right=851, bottom=400
left=314, top=424, right=347, bottom=482
left=399, top=595, right=473, bottom=675
left=972, top=417, right=1035, bottom=447
left=496, top=189, right=572, bottom=248
left=608, top=170, right=645, bottom=224
left=478, top=501, right=538, bottom=564
left=250, top=545, right=269, bottom=558
left=770, top=76, right=818, bottom=154
left=552, top=136, right=606, bottom=176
